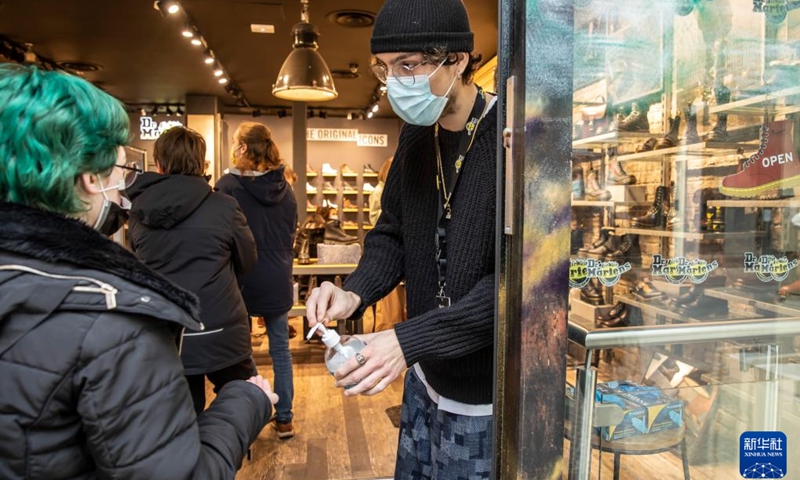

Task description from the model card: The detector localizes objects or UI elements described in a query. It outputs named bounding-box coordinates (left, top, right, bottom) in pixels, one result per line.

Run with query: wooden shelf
left=363, top=225, right=374, bottom=230
left=343, top=191, right=359, bottom=195
left=343, top=225, right=359, bottom=231
left=614, top=227, right=763, bottom=241
left=321, top=172, right=338, bottom=177
left=707, top=199, right=800, bottom=208
left=572, top=131, right=653, bottom=149
left=615, top=140, right=758, bottom=163
left=342, top=173, right=358, bottom=178
left=704, top=287, right=800, bottom=317
left=322, top=190, right=338, bottom=194
left=307, top=173, right=317, bottom=178
left=363, top=173, right=378, bottom=177
left=342, top=208, right=359, bottom=213
left=709, top=85, right=800, bottom=117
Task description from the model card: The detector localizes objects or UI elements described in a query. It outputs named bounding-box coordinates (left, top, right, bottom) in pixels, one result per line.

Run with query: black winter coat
left=127, top=173, right=257, bottom=375
left=215, top=166, right=297, bottom=318
left=0, top=202, right=270, bottom=480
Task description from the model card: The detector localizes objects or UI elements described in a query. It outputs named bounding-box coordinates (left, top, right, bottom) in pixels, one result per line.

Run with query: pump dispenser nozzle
left=307, top=322, right=366, bottom=376
left=307, top=322, right=345, bottom=354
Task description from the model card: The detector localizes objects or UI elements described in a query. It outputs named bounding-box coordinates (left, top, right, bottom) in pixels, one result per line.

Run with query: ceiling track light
left=155, top=0, right=181, bottom=16
left=371, top=104, right=379, bottom=113
left=272, top=0, right=338, bottom=102
left=218, top=77, right=228, bottom=84
left=181, top=25, right=194, bottom=38
left=203, top=51, right=214, bottom=64
left=367, top=111, right=374, bottom=119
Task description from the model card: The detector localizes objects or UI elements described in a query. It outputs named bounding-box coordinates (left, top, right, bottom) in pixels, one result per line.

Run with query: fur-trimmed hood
left=0, top=202, right=201, bottom=327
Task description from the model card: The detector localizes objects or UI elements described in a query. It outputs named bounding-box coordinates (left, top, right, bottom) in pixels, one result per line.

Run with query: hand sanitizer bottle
left=306, top=323, right=367, bottom=375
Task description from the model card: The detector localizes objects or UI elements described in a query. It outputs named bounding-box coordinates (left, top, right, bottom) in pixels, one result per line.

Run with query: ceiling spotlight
left=367, top=111, right=374, bottom=119
left=203, top=51, right=214, bottom=64
left=379, top=85, right=387, bottom=93
left=191, top=37, right=202, bottom=46
left=272, top=0, right=338, bottom=102
left=155, top=0, right=180, bottom=16
left=218, top=77, right=228, bottom=84
left=213, top=66, right=224, bottom=77
left=347, top=112, right=353, bottom=121
left=181, top=25, right=194, bottom=38
left=371, top=104, right=379, bottom=113
left=139, top=107, right=147, bottom=116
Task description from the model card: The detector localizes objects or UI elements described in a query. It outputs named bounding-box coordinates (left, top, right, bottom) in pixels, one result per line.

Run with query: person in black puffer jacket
left=216, top=122, right=297, bottom=439
left=127, top=126, right=259, bottom=414
left=0, top=63, right=275, bottom=480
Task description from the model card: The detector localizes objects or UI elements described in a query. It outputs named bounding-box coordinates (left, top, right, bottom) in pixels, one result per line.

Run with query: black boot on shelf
left=704, top=85, right=730, bottom=142
left=586, top=233, right=617, bottom=259
left=632, top=186, right=669, bottom=229
left=578, top=229, right=610, bottom=256
left=607, top=155, right=636, bottom=185
left=655, top=115, right=681, bottom=149
left=636, top=137, right=658, bottom=153
left=585, top=169, right=611, bottom=201
left=324, top=220, right=359, bottom=245
left=580, top=278, right=605, bottom=305
left=682, top=104, right=702, bottom=145
left=596, top=303, right=630, bottom=328
left=605, top=234, right=641, bottom=264
left=617, top=102, right=650, bottom=132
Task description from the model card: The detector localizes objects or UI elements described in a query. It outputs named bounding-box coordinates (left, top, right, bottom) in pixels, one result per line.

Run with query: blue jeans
left=264, top=312, right=294, bottom=423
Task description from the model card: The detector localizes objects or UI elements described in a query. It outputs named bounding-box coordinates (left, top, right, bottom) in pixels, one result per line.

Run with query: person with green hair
left=0, top=63, right=276, bottom=479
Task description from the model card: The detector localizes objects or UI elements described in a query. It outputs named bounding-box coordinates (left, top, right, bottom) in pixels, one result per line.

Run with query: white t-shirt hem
left=412, top=364, right=492, bottom=417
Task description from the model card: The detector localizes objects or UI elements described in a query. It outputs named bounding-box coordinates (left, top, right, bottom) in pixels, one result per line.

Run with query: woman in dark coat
left=216, top=122, right=297, bottom=439
left=127, top=127, right=259, bottom=414
left=0, top=64, right=275, bottom=479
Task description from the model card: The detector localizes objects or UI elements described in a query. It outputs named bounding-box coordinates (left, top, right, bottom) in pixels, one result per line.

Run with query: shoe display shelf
left=709, top=85, right=800, bottom=118
left=703, top=287, right=800, bottom=318
left=614, top=294, right=754, bottom=324
left=614, top=138, right=761, bottom=163
left=614, top=226, right=764, bottom=241
left=573, top=131, right=654, bottom=149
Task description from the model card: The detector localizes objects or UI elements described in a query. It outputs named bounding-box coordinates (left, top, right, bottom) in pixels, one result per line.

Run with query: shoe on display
left=323, top=181, right=337, bottom=191
left=323, top=199, right=338, bottom=210
left=587, top=234, right=617, bottom=259
left=306, top=199, right=317, bottom=210
left=342, top=220, right=358, bottom=228
left=635, top=137, right=658, bottom=153
left=362, top=182, right=376, bottom=192
left=274, top=421, right=294, bottom=439
left=605, top=234, right=641, bottom=263
left=572, top=165, right=585, bottom=199
left=719, top=120, right=800, bottom=197
left=341, top=164, right=357, bottom=176
left=343, top=198, right=358, bottom=209
left=364, top=164, right=378, bottom=175
left=578, top=228, right=610, bottom=255
left=703, top=85, right=730, bottom=142
left=682, top=104, right=701, bottom=145
left=606, top=155, right=635, bottom=186
left=307, top=164, right=317, bottom=176
left=632, top=186, right=669, bottom=229
left=342, top=181, right=357, bottom=192
left=324, top=220, right=359, bottom=244
left=584, top=169, right=611, bottom=201
left=580, top=278, right=604, bottom=305
left=321, top=163, right=338, bottom=176
left=632, top=279, right=664, bottom=301
left=616, top=102, right=649, bottom=132
left=596, top=302, right=626, bottom=324
left=654, top=115, right=681, bottom=149
left=306, top=182, right=318, bottom=193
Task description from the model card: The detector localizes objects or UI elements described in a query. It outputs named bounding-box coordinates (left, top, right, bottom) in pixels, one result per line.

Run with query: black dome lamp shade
left=272, top=0, right=338, bottom=102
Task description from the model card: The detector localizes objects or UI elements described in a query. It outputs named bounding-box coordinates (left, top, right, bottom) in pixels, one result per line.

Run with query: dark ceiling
left=0, top=0, right=497, bottom=117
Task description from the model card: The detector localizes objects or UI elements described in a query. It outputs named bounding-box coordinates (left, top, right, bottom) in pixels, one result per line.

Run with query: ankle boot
left=655, top=115, right=681, bottom=149
left=607, top=155, right=635, bottom=185
left=324, top=220, right=359, bottom=245
left=606, top=234, right=641, bottom=263
left=572, top=165, right=585, bottom=199
left=578, top=229, right=610, bottom=255
left=704, top=85, right=730, bottom=142
left=632, top=186, right=669, bottom=228
left=297, top=237, right=311, bottom=264
left=580, top=278, right=604, bottom=305
left=617, top=102, right=649, bottom=132
left=682, top=105, right=701, bottom=145
left=597, top=302, right=626, bottom=324
left=585, top=169, right=611, bottom=201
left=587, top=234, right=617, bottom=259
left=632, top=279, right=664, bottom=301
left=720, top=120, right=800, bottom=197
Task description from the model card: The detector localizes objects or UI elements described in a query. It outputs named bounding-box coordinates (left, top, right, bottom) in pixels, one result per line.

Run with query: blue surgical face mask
left=386, top=60, right=459, bottom=126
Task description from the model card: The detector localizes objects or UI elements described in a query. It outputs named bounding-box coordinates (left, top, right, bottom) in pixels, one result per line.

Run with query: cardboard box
left=606, top=381, right=684, bottom=435
left=607, top=185, right=647, bottom=203
left=595, top=382, right=649, bottom=441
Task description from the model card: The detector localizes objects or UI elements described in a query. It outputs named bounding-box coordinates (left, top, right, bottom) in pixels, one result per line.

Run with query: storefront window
left=567, top=1, right=800, bottom=478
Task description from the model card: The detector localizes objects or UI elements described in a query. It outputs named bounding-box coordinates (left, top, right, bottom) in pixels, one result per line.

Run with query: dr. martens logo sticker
left=743, top=253, right=799, bottom=282
left=569, top=259, right=632, bottom=289
left=650, top=254, right=719, bottom=285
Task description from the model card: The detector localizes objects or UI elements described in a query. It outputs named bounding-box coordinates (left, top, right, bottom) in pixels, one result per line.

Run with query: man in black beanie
left=307, top=0, right=498, bottom=478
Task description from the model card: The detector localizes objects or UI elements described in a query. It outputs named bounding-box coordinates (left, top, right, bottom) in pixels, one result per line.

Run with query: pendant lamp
left=272, top=0, right=338, bottom=102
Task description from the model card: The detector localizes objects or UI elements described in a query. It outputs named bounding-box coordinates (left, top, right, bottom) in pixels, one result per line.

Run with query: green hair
left=0, top=63, right=129, bottom=214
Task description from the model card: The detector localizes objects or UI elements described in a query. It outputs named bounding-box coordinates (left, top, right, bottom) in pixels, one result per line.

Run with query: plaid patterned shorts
left=394, top=368, right=493, bottom=480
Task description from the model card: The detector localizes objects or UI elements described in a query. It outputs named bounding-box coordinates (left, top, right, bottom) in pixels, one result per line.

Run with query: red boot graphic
left=719, top=120, right=800, bottom=197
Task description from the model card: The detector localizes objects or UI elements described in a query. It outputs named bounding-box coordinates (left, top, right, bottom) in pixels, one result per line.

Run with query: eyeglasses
left=117, top=162, right=143, bottom=189
left=371, top=58, right=447, bottom=87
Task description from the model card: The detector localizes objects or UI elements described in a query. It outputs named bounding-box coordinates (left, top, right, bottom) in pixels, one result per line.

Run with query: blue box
left=608, top=381, right=684, bottom=435
left=595, top=382, right=649, bottom=441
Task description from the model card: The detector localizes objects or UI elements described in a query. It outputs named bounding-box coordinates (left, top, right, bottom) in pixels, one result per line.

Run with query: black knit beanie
left=370, top=0, right=474, bottom=54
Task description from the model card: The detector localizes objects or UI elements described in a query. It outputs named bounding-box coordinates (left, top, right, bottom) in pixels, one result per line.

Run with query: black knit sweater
left=344, top=104, right=497, bottom=405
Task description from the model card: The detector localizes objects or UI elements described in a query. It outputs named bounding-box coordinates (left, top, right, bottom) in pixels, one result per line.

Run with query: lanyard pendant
left=445, top=204, right=452, bottom=219
left=436, top=295, right=451, bottom=308
left=455, top=155, right=464, bottom=173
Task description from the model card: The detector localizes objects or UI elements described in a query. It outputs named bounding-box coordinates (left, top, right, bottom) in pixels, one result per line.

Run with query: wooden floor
left=203, top=316, right=743, bottom=479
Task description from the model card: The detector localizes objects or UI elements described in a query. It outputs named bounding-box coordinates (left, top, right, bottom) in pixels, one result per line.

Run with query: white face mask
left=92, top=175, right=130, bottom=235
left=386, top=60, right=459, bottom=126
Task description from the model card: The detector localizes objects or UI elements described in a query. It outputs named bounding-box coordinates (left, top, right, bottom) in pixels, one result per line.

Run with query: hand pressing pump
left=306, top=323, right=366, bottom=376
